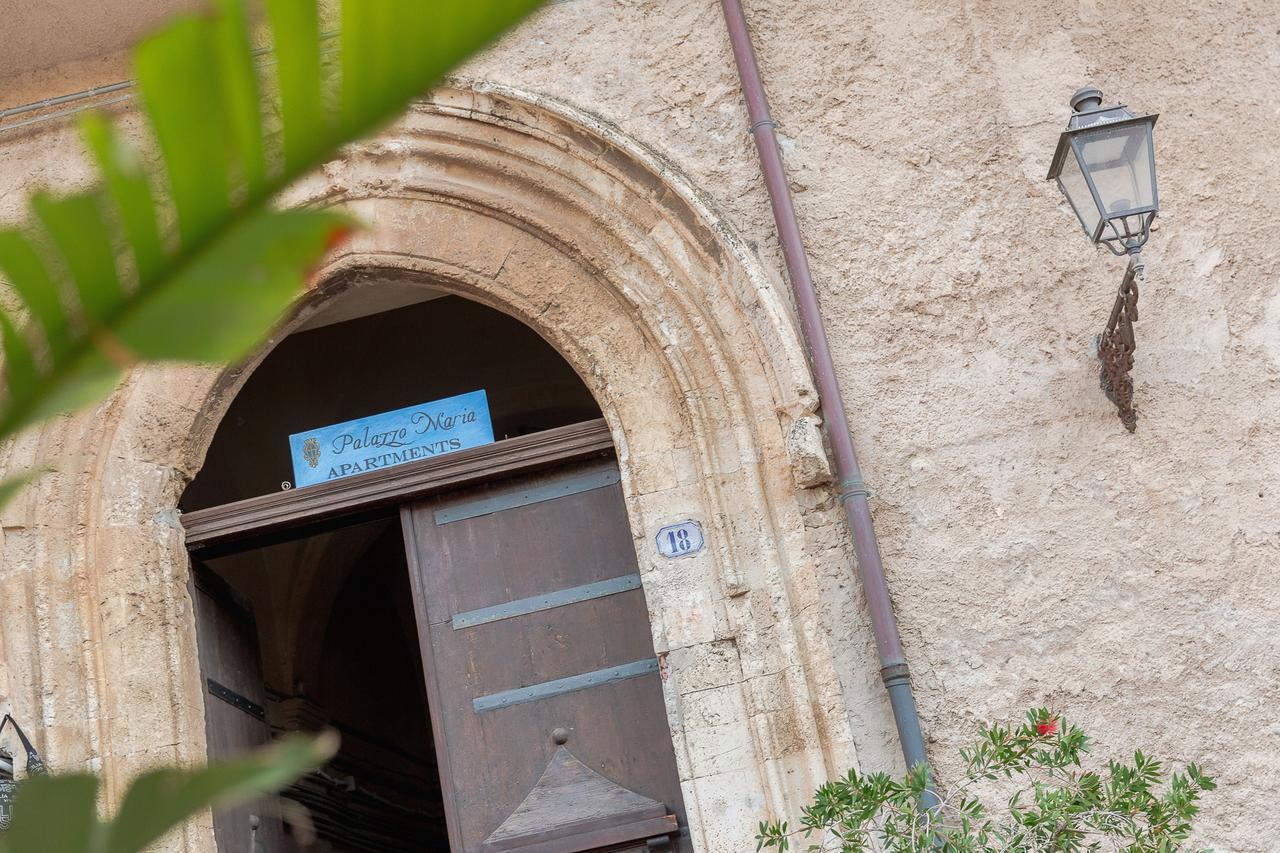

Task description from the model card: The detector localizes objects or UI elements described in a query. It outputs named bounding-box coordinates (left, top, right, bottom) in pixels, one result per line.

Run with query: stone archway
left=0, top=82, right=895, bottom=851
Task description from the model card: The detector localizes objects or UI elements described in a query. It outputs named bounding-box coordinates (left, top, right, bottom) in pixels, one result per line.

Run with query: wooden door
left=192, top=564, right=286, bottom=853
left=400, top=458, right=687, bottom=852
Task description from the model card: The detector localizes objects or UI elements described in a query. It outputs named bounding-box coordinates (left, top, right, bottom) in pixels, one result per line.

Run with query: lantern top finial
left=1071, top=85, right=1104, bottom=113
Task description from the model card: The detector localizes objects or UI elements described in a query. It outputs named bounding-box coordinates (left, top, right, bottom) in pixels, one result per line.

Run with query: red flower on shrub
left=1037, top=718, right=1059, bottom=736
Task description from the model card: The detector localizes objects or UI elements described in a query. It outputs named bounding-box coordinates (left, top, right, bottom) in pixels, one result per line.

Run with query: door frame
left=180, top=418, right=613, bottom=557
left=181, top=418, right=623, bottom=851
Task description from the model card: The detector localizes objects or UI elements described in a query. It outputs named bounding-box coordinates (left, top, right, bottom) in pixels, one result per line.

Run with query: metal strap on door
left=452, top=573, right=642, bottom=630
left=434, top=465, right=620, bottom=525
left=207, top=678, right=267, bottom=721
left=462, top=572, right=659, bottom=714
left=473, top=658, right=660, bottom=714
left=435, top=461, right=659, bottom=716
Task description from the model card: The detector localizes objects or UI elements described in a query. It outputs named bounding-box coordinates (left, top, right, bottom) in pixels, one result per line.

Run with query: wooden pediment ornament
left=483, top=732, right=679, bottom=853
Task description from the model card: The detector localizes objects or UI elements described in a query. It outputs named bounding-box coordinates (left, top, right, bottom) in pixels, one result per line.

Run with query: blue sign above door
left=288, top=390, right=494, bottom=488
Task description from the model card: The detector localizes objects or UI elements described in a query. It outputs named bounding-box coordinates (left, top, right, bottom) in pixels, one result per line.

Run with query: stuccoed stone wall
left=1, top=1, right=1278, bottom=850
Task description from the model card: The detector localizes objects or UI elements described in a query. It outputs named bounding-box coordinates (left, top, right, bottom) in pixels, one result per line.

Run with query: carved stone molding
left=0, top=82, right=883, bottom=851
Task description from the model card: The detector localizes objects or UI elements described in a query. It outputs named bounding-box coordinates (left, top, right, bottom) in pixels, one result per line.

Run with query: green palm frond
left=0, top=0, right=543, bottom=499
left=0, top=733, right=338, bottom=853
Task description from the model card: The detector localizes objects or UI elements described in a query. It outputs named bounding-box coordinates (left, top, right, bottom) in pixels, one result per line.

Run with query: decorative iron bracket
left=1096, top=254, right=1144, bottom=431
left=0, top=714, right=48, bottom=831
left=0, top=715, right=46, bottom=777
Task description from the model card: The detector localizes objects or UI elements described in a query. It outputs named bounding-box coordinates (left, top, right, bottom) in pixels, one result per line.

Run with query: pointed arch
left=0, top=82, right=895, bottom=851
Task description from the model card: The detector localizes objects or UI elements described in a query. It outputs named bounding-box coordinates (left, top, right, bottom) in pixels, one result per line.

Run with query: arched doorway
left=183, top=289, right=689, bottom=851
left=2, top=82, right=886, bottom=853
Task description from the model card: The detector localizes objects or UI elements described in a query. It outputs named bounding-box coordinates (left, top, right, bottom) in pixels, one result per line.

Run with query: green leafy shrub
left=757, top=709, right=1215, bottom=852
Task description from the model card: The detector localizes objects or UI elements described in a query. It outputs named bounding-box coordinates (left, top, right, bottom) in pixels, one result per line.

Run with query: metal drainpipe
left=718, top=0, right=929, bottom=773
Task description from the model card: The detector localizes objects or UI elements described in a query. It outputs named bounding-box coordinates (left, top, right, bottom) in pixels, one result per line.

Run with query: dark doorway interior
left=204, top=516, right=445, bottom=852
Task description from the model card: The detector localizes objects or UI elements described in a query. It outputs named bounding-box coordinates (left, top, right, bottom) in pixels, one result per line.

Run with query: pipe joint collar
left=837, top=478, right=873, bottom=503
left=880, top=662, right=912, bottom=687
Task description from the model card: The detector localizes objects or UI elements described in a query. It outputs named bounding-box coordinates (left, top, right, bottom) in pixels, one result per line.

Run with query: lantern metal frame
left=1047, top=90, right=1159, bottom=256
left=1047, top=86, right=1161, bottom=431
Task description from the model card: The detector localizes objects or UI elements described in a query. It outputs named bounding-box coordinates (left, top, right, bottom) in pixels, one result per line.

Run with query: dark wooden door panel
left=417, top=464, right=633, bottom=624
left=438, top=672, right=675, bottom=840
left=401, top=459, right=687, bottom=852
left=442, top=589, right=657, bottom=703
left=192, top=564, right=287, bottom=853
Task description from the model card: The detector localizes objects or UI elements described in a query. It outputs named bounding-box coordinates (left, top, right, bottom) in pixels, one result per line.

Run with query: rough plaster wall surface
left=471, top=3, right=1280, bottom=849
left=0, top=0, right=201, bottom=81
left=0, top=0, right=1277, bottom=850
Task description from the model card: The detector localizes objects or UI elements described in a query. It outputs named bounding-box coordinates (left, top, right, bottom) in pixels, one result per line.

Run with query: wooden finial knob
left=551, top=727, right=570, bottom=745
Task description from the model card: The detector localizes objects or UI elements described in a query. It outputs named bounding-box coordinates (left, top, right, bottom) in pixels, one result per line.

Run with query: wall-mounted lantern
left=1047, top=86, right=1159, bottom=431
left=0, top=714, right=47, bottom=831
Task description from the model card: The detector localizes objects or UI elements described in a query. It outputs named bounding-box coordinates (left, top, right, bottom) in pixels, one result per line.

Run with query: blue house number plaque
left=656, top=520, right=705, bottom=559
left=289, top=389, right=494, bottom=488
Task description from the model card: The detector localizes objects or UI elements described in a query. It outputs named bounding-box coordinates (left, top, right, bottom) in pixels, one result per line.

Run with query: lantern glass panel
left=1056, top=142, right=1100, bottom=238
left=1076, top=123, right=1154, bottom=216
